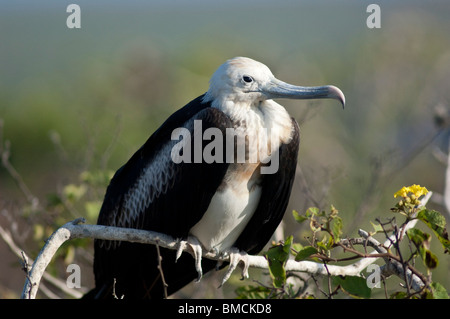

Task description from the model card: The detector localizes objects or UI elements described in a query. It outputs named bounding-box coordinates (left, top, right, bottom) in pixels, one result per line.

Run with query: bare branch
left=19, top=200, right=427, bottom=298
left=358, top=229, right=425, bottom=292
left=0, top=221, right=84, bottom=298
left=155, top=240, right=168, bottom=298
left=24, top=217, right=374, bottom=299
left=20, top=193, right=433, bottom=299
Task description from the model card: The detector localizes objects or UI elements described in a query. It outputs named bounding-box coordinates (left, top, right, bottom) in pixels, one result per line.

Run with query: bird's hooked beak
left=261, top=78, right=345, bottom=108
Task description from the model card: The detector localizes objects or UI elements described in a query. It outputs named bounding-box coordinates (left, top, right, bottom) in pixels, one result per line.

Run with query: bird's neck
left=211, top=98, right=293, bottom=161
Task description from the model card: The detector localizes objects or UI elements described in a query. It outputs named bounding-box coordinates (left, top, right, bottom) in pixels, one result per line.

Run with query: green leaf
left=316, top=235, right=333, bottom=252
left=332, top=276, right=371, bottom=299
left=283, top=236, right=293, bottom=252
left=331, top=216, right=343, bottom=242
left=310, top=219, right=321, bottom=233
left=407, top=228, right=438, bottom=269
left=292, top=210, right=308, bottom=223
left=406, top=228, right=429, bottom=247
left=264, top=236, right=292, bottom=288
left=305, top=207, right=320, bottom=217
left=291, top=243, right=303, bottom=253
left=417, top=209, right=450, bottom=252
left=429, top=282, right=449, bottom=299
left=295, top=246, right=318, bottom=261
left=423, top=249, right=439, bottom=269
left=370, top=221, right=383, bottom=234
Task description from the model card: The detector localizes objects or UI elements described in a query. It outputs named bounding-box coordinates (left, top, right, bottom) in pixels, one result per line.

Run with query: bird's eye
left=242, top=75, right=253, bottom=83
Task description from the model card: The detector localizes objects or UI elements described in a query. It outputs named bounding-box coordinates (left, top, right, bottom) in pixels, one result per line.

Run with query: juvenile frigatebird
left=90, top=57, right=345, bottom=298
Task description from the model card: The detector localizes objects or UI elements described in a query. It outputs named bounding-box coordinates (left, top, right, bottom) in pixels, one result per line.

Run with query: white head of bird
left=202, top=57, right=345, bottom=163
left=204, top=56, right=345, bottom=109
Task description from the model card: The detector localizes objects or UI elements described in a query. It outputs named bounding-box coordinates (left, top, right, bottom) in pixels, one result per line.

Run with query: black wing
left=233, top=118, right=300, bottom=255
left=91, top=95, right=232, bottom=298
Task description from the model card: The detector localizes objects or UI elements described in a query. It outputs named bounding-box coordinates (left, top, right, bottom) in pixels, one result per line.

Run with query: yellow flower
left=394, top=184, right=428, bottom=198
left=409, top=184, right=428, bottom=197
left=394, top=187, right=409, bottom=198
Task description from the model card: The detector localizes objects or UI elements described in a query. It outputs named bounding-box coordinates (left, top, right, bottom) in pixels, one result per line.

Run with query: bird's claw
left=175, top=236, right=203, bottom=282
left=219, top=248, right=249, bottom=288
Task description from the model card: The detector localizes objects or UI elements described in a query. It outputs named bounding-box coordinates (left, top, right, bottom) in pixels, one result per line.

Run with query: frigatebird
left=90, top=57, right=345, bottom=299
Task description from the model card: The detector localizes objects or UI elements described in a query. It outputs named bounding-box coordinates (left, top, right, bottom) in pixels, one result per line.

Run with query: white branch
left=0, top=222, right=84, bottom=299
left=24, top=218, right=353, bottom=299
left=21, top=192, right=432, bottom=299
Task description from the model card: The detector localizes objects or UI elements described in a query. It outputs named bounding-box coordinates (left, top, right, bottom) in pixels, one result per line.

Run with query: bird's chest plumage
left=189, top=102, right=292, bottom=253
left=189, top=162, right=263, bottom=252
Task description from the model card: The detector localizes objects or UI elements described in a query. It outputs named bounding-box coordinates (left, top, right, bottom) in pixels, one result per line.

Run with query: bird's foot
left=218, top=248, right=249, bottom=288
left=175, top=236, right=203, bottom=282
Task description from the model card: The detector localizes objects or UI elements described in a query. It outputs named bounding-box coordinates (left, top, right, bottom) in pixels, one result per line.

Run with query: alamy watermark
left=367, top=4, right=381, bottom=29
left=66, top=4, right=81, bottom=29
left=66, top=263, right=81, bottom=289
left=366, top=264, right=381, bottom=289
left=66, top=4, right=380, bottom=31
left=170, top=120, right=280, bottom=174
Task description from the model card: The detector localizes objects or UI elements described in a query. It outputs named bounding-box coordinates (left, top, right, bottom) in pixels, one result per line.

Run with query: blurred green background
left=1, top=0, right=450, bottom=298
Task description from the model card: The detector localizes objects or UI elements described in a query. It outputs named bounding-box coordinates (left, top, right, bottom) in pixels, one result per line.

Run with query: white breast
left=189, top=165, right=262, bottom=252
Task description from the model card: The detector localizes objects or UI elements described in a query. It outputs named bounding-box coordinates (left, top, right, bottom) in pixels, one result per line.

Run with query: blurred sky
left=1, top=0, right=446, bottom=88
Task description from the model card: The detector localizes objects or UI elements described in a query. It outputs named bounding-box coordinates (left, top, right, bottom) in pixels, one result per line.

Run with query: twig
left=323, top=262, right=333, bottom=299
left=21, top=251, right=30, bottom=273
left=20, top=251, right=32, bottom=299
left=358, top=229, right=426, bottom=292
left=0, top=222, right=84, bottom=298
left=155, top=240, right=168, bottom=298
left=311, top=275, right=328, bottom=298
